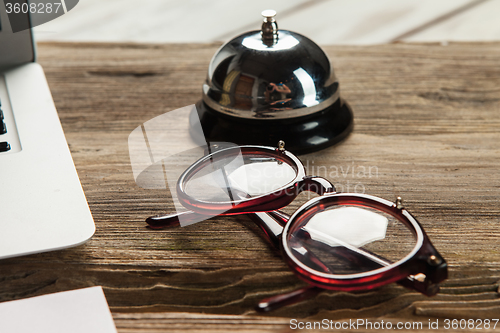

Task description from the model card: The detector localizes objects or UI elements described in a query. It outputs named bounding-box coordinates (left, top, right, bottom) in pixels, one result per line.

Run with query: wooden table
left=1, top=42, right=499, bottom=332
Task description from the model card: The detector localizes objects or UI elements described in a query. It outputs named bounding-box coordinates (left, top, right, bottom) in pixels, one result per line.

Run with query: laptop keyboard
left=0, top=98, right=12, bottom=152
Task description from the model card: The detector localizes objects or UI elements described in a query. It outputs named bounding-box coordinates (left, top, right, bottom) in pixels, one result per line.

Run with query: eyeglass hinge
left=395, top=196, right=404, bottom=210
left=428, top=255, right=442, bottom=266
left=277, top=140, right=286, bottom=152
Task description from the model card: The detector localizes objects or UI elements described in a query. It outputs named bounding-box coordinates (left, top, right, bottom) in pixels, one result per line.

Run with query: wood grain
left=1, top=42, right=500, bottom=332
left=404, top=0, right=500, bottom=43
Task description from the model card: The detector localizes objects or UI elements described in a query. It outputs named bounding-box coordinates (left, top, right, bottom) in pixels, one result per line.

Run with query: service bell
left=192, top=10, right=353, bottom=154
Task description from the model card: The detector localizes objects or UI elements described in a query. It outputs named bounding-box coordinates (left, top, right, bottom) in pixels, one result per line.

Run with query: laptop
left=0, top=2, right=95, bottom=259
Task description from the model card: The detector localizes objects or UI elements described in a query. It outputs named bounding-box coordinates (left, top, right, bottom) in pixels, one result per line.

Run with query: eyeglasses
left=146, top=141, right=448, bottom=312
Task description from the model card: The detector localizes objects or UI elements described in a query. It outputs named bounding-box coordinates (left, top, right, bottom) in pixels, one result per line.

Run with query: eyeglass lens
left=183, top=150, right=298, bottom=203
left=286, top=205, right=417, bottom=275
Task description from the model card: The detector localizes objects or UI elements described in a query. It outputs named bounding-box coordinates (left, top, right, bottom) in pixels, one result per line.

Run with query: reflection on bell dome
left=241, top=33, right=300, bottom=51
left=293, top=68, right=319, bottom=107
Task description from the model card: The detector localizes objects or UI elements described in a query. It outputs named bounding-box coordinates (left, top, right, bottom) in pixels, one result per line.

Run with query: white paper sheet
left=0, top=286, right=117, bottom=333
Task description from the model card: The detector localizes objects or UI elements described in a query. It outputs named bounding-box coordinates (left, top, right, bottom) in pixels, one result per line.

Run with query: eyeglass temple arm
left=147, top=210, right=203, bottom=229
left=256, top=273, right=441, bottom=313
left=146, top=176, right=334, bottom=229
left=256, top=247, right=442, bottom=313
left=145, top=206, right=293, bottom=255
left=257, top=286, right=323, bottom=313
left=145, top=205, right=290, bottom=230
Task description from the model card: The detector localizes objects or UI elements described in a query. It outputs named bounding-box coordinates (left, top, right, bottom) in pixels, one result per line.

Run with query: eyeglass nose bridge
left=298, top=176, right=336, bottom=195
left=272, top=176, right=335, bottom=200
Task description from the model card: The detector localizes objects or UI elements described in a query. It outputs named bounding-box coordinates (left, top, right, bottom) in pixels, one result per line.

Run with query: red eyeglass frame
left=146, top=143, right=448, bottom=312
left=281, top=193, right=446, bottom=292
left=176, top=145, right=334, bottom=215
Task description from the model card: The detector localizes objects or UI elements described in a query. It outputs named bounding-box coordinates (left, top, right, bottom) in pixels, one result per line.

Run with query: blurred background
left=33, top=0, right=500, bottom=45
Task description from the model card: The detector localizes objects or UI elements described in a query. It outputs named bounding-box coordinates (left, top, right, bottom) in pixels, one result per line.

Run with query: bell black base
left=191, top=99, right=353, bottom=155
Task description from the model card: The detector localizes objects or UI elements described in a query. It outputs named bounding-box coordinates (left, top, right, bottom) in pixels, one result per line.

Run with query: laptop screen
left=0, top=1, right=34, bottom=70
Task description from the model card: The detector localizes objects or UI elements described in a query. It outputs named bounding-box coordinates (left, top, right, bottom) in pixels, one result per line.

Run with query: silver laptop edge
left=0, top=1, right=95, bottom=259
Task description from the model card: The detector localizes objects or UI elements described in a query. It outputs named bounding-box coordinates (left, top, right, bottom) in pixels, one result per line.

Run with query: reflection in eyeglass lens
left=288, top=206, right=417, bottom=275
left=184, top=153, right=297, bottom=202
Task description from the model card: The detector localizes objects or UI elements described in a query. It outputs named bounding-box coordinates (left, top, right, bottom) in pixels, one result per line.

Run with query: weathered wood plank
left=403, top=0, right=500, bottom=43
left=34, top=0, right=307, bottom=43
left=278, top=0, right=475, bottom=44
left=1, top=42, right=499, bottom=332
left=34, top=0, right=490, bottom=45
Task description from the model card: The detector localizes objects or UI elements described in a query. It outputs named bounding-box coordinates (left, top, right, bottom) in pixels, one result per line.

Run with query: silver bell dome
left=202, top=10, right=340, bottom=120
